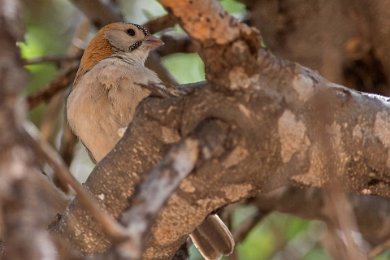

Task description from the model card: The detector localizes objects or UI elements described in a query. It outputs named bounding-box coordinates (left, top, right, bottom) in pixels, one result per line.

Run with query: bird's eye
left=127, top=29, right=136, bottom=36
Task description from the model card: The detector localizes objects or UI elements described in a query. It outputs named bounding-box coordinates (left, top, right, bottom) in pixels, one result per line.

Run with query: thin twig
left=255, top=186, right=390, bottom=246
left=24, top=122, right=129, bottom=242
left=27, top=18, right=90, bottom=112
left=23, top=54, right=81, bottom=66
left=117, top=138, right=199, bottom=259
left=232, top=212, right=264, bottom=243
left=309, top=85, right=367, bottom=260
left=368, top=239, right=390, bottom=258
left=146, top=52, right=178, bottom=84
left=55, top=122, right=76, bottom=192
left=144, top=14, right=177, bottom=34
left=157, top=34, right=195, bottom=57
left=143, top=15, right=180, bottom=85
left=55, top=17, right=92, bottom=191
left=27, top=64, right=78, bottom=110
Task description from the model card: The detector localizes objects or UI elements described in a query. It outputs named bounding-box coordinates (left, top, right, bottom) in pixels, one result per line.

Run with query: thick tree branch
left=57, top=61, right=390, bottom=256
left=160, top=0, right=241, bottom=44
left=159, top=0, right=263, bottom=84
left=56, top=0, right=390, bottom=259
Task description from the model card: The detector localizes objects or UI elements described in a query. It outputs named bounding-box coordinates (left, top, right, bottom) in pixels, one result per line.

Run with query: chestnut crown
left=75, top=22, right=163, bottom=83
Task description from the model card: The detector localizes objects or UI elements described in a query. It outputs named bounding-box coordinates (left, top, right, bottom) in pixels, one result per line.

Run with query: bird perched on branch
left=66, top=22, right=234, bottom=259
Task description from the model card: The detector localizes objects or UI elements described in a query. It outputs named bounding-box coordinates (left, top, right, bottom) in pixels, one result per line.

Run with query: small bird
left=66, top=22, right=234, bottom=259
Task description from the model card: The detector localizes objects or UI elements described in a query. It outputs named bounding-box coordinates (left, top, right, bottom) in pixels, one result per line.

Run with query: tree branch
left=25, top=122, right=128, bottom=243
left=254, top=186, right=390, bottom=246
left=23, top=54, right=81, bottom=66
left=117, top=137, right=199, bottom=259
left=159, top=0, right=242, bottom=44
left=56, top=0, right=390, bottom=259
left=27, top=64, right=78, bottom=110
left=157, top=34, right=195, bottom=57
left=158, top=0, right=263, bottom=87
left=143, top=14, right=177, bottom=34
left=69, top=0, right=123, bottom=28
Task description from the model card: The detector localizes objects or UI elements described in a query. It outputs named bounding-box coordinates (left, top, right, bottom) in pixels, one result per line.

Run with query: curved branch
left=117, top=137, right=199, bottom=258
left=23, top=54, right=81, bottom=66
left=143, top=14, right=177, bottom=34
left=57, top=0, right=390, bottom=259
left=157, top=35, right=195, bottom=57
left=57, top=54, right=390, bottom=258
left=27, top=64, right=78, bottom=110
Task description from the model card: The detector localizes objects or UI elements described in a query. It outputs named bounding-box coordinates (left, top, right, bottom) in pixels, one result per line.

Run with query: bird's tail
left=190, top=214, right=235, bottom=260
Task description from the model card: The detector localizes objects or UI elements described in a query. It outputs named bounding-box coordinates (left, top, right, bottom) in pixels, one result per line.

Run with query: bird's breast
left=67, top=58, right=155, bottom=162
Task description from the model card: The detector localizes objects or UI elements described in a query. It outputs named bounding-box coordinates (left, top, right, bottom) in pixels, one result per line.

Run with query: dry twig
left=158, top=34, right=195, bottom=57
left=27, top=64, right=78, bottom=110
left=117, top=138, right=199, bottom=258
left=144, top=14, right=177, bottom=34
left=56, top=18, right=92, bottom=191
left=23, top=54, right=81, bottom=66
left=368, top=239, right=390, bottom=258
left=232, top=212, right=264, bottom=243
left=24, top=122, right=128, bottom=243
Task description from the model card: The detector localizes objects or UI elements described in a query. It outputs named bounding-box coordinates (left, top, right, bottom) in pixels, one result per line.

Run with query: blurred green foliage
left=162, top=53, right=205, bottom=84
left=21, top=0, right=77, bottom=124
left=220, top=0, right=246, bottom=13
left=20, top=0, right=388, bottom=259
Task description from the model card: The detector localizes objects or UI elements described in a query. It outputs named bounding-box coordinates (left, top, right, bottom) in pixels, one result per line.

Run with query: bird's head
left=76, top=22, right=163, bottom=81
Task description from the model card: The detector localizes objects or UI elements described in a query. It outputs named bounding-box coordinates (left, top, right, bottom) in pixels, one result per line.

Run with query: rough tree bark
left=54, top=0, right=390, bottom=259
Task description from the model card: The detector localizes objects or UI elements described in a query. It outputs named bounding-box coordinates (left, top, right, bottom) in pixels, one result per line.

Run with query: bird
left=66, top=22, right=234, bottom=259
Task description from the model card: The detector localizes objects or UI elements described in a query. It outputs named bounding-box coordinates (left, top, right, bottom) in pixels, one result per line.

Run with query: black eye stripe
left=129, top=23, right=149, bottom=36
left=129, top=41, right=142, bottom=51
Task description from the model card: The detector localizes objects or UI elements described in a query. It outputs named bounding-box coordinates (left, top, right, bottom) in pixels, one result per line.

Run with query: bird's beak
left=144, top=35, right=164, bottom=49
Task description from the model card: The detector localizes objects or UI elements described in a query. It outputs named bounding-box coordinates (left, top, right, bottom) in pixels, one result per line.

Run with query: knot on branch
left=203, top=32, right=264, bottom=90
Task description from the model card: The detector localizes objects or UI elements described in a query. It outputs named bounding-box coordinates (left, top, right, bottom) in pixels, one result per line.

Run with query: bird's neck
left=111, top=51, right=147, bottom=66
left=74, top=31, right=113, bottom=85
left=80, top=35, right=113, bottom=73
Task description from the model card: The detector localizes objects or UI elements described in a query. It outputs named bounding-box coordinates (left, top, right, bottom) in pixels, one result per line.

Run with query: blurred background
left=21, top=0, right=389, bottom=259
